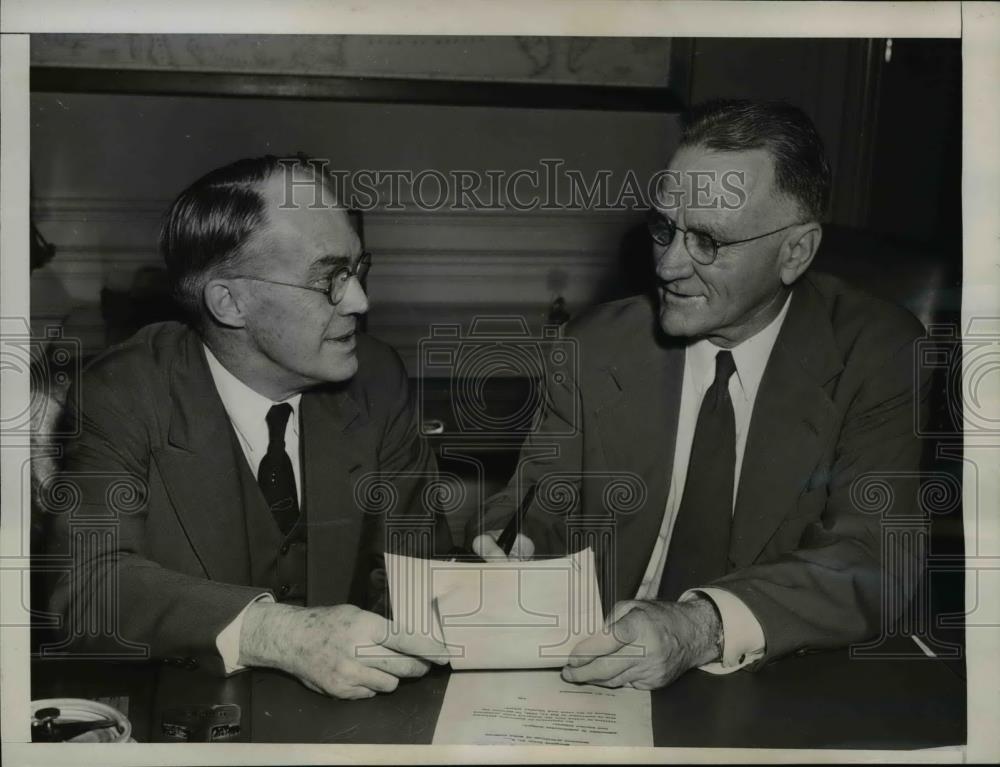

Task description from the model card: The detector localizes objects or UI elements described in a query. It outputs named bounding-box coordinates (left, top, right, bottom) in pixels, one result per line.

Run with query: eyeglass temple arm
left=721, top=222, right=799, bottom=247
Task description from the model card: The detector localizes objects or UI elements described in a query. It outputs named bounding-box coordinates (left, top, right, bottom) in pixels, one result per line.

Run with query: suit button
left=279, top=543, right=290, bottom=555
left=184, top=658, right=199, bottom=670
left=279, top=584, right=290, bottom=597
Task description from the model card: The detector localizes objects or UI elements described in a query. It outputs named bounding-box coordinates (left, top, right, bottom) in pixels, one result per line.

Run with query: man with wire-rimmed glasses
left=49, top=155, right=453, bottom=699
left=472, top=100, right=929, bottom=692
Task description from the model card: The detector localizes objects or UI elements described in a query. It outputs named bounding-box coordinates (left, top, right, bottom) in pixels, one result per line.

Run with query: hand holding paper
left=238, top=602, right=450, bottom=699
left=561, top=597, right=722, bottom=689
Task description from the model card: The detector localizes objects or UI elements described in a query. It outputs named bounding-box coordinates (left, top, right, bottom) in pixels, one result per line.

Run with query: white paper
left=385, top=548, right=603, bottom=669
left=432, top=670, right=653, bottom=747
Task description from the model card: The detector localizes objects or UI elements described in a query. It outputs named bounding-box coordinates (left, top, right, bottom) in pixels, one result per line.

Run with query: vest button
left=279, top=584, right=290, bottom=596
left=280, top=543, right=290, bottom=555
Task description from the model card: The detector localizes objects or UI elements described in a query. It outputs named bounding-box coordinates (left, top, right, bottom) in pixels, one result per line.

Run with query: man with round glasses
left=49, top=156, right=453, bottom=699
left=473, top=99, right=929, bottom=691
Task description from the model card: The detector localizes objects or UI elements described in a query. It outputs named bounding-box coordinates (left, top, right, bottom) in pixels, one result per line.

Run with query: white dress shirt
left=634, top=294, right=792, bottom=673
left=203, top=345, right=301, bottom=673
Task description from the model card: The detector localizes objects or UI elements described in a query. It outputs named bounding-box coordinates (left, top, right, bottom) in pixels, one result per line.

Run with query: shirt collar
left=685, top=292, right=793, bottom=403
left=202, top=343, right=301, bottom=437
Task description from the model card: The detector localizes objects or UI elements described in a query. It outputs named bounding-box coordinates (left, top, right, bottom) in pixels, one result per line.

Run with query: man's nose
left=338, top=276, right=369, bottom=316
left=653, top=233, right=694, bottom=282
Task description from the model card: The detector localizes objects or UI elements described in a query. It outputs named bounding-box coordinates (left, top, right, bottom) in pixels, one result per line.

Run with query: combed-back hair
left=679, top=99, right=832, bottom=222
left=159, top=154, right=329, bottom=325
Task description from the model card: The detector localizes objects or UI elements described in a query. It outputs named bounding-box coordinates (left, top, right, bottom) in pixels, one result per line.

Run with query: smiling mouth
left=662, top=285, right=703, bottom=300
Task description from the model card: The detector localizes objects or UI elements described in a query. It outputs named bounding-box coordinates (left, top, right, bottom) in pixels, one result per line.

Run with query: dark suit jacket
left=48, top=322, right=452, bottom=675
left=471, top=272, right=929, bottom=663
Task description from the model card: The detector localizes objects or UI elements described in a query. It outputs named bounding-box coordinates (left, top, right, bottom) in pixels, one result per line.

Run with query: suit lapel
left=300, top=386, right=367, bottom=605
left=593, top=333, right=685, bottom=602
left=729, top=279, right=844, bottom=567
left=152, top=331, right=252, bottom=584
left=594, top=339, right=684, bottom=506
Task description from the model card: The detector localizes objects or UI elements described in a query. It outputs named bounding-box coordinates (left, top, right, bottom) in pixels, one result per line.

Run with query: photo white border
left=0, top=0, right=964, bottom=37
left=1, top=1, right=996, bottom=764
left=960, top=3, right=1000, bottom=763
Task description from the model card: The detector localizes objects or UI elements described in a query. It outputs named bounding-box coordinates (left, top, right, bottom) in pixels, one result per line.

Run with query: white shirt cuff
left=215, top=593, right=275, bottom=675
left=680, top=587, right=766, bottom=675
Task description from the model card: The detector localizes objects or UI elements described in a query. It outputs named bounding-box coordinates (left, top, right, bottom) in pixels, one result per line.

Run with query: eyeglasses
left=646, top=209, right=798, bottom=266
left=233, top=252, right=371, bottom=306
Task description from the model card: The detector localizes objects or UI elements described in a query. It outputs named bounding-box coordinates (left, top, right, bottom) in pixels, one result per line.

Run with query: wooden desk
left=31, top=639, right=964, bottom=749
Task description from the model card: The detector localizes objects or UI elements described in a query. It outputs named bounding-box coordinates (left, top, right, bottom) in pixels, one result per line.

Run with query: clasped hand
left=239, top=602, right=450, bottom=699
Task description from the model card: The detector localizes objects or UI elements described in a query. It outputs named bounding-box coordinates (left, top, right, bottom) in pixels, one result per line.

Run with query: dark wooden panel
left=31, top=66, right=686, bottom=112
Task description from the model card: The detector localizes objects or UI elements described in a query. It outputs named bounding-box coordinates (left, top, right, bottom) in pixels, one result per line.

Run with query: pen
left=496, top=484, right=537, bottom=556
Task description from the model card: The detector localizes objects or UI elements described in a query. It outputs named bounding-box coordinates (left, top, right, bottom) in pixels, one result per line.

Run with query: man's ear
left=778, top=222, right=822, bottom=286
left=203, top=278, right=247, bottom=329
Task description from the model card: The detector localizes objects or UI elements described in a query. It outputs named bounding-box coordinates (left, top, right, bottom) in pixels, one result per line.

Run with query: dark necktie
left=658, top=350, right=737, bottom=601
left=258, top=403, right=300, bottom=536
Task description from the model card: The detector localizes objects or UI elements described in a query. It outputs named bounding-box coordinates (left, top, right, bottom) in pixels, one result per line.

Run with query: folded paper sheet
left=385, top=548, right=604, bottom=670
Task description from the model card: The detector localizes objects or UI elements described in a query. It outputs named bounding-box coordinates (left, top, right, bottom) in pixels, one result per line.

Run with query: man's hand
left=238, top=602, right=450, bottom=700
left=561, top=597, right=722, bottom=690
left=471, top=529, right=535, bottom=561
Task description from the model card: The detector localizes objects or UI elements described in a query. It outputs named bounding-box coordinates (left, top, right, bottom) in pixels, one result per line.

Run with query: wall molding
left=32, top=194, right=649, bottom=369
left=47, top=244, right=623, bottom=267
left=31, top=196, right=642, bottom=223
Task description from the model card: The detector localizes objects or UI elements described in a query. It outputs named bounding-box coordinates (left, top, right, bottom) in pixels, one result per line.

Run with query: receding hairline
left=675, top=100, right=831, bottom=222
left=232, top=169, right=357, bottom=272
left=257, top=162, right=343, bottom=210
left=665, top=143, right=803, bottom=224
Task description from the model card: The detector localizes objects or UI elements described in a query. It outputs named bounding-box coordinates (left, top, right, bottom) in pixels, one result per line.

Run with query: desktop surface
left=30, top=637, right=965, bottom=749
